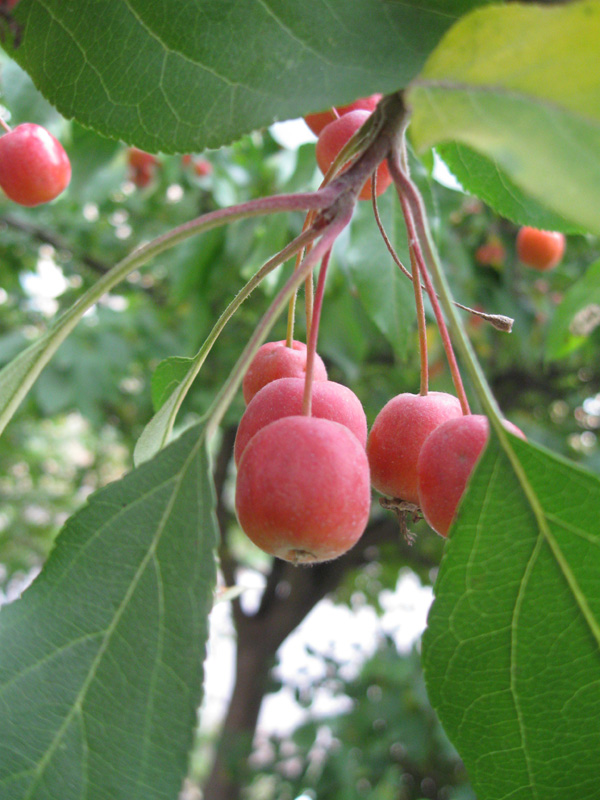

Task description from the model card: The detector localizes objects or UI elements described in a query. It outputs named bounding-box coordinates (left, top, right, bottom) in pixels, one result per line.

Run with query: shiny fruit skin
left=516, top=227, right=565, bottom=271
left=417, top=415, right=526, bottom=536
left=315, top=110, right=391, bottom=201
left=234, top=377, right=367, bottom=465
left=0, top=123, right=71, bottom=206
left=235, top=416, right=371, bottom=564
left=242, top=340, right=327, bottom=405
left=304, top=94, right=382, bottom=136
left=367, top=392, right=463, bottom=505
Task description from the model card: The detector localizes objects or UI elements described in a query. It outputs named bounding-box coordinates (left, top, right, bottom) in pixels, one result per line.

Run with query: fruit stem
left=135, top=225, right=321, bottom=464
left=0, top=118, right=11, bottom=134
left=390, top=147, right=470, bottom=415
left=371, top=195, right=513, bottom=333
left=285, top=211, right=316, bottom=347
left=205, top=206, right=354, bottom=439
left=302, top=247, right=332, bottom=416
left=0, top=188, right=340, bottom=438
left=390, top=142, right=512, bottom=425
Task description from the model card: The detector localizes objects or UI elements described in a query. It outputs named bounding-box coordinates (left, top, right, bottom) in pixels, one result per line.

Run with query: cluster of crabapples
left=233, top=339, right=525, bottom=564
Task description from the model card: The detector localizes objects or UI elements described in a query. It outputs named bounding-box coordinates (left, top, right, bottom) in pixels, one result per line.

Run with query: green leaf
left=437, top=143, right=582, bottom=233
left=546, top=260, right=600, bottom=360
left=0, top=423, right=218, bottom=800
left=423, top=435, right=600, bottom=800
left=8, top=0, right=486, bottom=152
left=408, top=1, right=600, bottom=234
left=151, top=356, right=195, bottom=412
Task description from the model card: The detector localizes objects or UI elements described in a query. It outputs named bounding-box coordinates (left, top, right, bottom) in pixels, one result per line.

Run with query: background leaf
left=0, top=423, right=218, bottom=800
left=7, top=0, right=486, bottom=152
left=546, top=260, right=600, bottom=361
left=437, top=142, right=582, bottom=233
left=423, top=435, right=600, bottom=800
left=408, top=1, right=600, bottom=234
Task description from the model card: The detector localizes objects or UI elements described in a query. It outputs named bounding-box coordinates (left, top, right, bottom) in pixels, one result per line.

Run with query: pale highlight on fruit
left=417, top=414, right=526, bottom=536
left=242, top=339, right=327, bottom=405
left=315, top=110, right=392, bottom=201
left=304, top=94, right=382, bottom=136
left=235, top=416, right=371, bottom=564
left=0, top=123, right=71, bottom=206
left=516, top=227, right=565, bottom=272
left=234, top=377, right=367, bottom=465
left=367, top=392, right=463, bottom=505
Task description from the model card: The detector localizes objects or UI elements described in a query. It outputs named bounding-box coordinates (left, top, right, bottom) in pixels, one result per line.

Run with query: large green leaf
left=408, top=1, right=600, bottom=234
left=423, top=435, right=600, bottom=800
left=7, top=0, right=487, bottom=152
left=0, top=423, right=218, bottom=800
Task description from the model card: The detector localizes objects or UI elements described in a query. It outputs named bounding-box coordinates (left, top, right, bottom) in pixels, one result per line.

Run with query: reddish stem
left=389, top=151, right=470, bottom=415
left=206, top=206, right=354, bottom=438
left=372, top=174, right=428, bottom=394
left=302, top=247, right=332, bottom=416
left=0, top=118, right=11, bottom=134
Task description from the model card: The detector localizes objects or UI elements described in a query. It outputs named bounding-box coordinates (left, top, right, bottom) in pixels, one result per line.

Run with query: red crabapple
left=516, top=227, right=565, bottom=271
left=235, top=416, right=371, bottom=563
left=234, top=377, right=367, bottom=465
left=242, top=340, right=327, bottom=405
left=194, top=159, right=213, bottom=177
left=304, top=94, right=382, bottom=136
left=315, top=110, right=391, bottom=201
left=0, top=123, right=71, bottom=206
left=127, top=148, right=159, bottom=188
left=367, top=392, right=463, bottom=505
left=417, top=414, right=526, bottom=537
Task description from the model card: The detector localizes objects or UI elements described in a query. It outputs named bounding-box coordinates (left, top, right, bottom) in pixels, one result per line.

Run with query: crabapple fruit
left=234, top=377, right=367, bottom=465
left=128, top=148, right=159, bottom=188
left=304, top=94, right=382, bottom=136
left=316, top=110, right=391, bottom=201
left=0, top=123, right=71, bottom=206
left=516, top=227, right=565, bottom=271
left=235, top=416, right=371, bottom=564
left=417, top=414, right=526, bottom=537
left=367, top=392, right=463, bottom=505
left=242, top=340, right=327, bottom=405
left=475, top=240, right=505, bottom=267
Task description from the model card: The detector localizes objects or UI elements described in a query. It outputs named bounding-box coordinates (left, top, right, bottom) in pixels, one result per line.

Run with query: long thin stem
left=391, top=147, right=504, bottom=424
left=391, top=137, right=560, bottom=558
left=286, top=210, right=316, bottom=347
left=205, top=207, right=354, bottom=439
left=302, top=247, right=332, bottom=417
left=134, top=226, right=320, bottom=464
left=390, top=150, right=470, bottom=415
left=0, top=189, right=338, bottom=438
left=371, top=192, right=513, bottom=333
